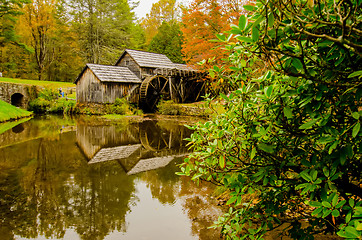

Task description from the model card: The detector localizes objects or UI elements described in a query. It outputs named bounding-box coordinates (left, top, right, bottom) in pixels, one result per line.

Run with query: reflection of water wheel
left=140, top=75, right=169, bottom=112
left=139, top=121, right=170, bottom=151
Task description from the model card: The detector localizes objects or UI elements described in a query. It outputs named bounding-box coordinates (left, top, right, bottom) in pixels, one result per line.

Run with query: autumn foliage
left=181, top=0, right=247, bottom=69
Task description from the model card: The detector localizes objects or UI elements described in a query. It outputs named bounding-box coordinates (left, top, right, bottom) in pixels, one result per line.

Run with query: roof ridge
left=125, top=48, right=167, bottom=56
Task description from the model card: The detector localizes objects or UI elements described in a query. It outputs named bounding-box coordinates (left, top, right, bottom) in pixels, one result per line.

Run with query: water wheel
left=140, top=75, right=169, bottom=112
left=139, top=121, right=169, bottom=151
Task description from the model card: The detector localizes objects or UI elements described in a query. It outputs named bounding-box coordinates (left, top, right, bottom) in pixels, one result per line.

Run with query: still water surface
left=0, top=115, right=223, bottom=240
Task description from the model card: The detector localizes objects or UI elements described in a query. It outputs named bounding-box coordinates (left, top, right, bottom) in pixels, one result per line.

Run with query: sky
left=133, top=0, right=191, bottom=19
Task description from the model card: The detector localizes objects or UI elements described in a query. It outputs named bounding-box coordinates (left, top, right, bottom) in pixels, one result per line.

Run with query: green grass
left=0, top=77, right=75, bottom=89
left=0, top=100, right=33, bottom=122
left=101, top=114, right=127, bottom=120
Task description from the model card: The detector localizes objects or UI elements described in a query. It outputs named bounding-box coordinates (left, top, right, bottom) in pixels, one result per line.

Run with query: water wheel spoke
left=160, top=81, right=168, bottom=93
left=150, top=95, right=160, bottom=109
left=161, top=136, right=169, bottom=148
left=157, top=77, right=161, bottom=90
left=140, top=75, right=170, bottom=112
left=149, top=82, right=156, bottom=90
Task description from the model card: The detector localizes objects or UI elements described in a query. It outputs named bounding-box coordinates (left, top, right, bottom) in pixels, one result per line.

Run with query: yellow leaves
left=141, top=0, right=178, bottom=44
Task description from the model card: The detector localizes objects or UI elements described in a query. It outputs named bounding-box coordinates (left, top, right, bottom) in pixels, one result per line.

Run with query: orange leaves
left=181, top=0, right=245, bottom=70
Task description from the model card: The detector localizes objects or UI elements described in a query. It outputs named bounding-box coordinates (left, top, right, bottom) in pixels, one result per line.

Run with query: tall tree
left=0, top=0, right=28, bottom=44
left=22, top=0, right=58, bottom=80
left=69, top=0, right=139, bottom=64
left=148, top=21, right=184, bottom=63
left=141, top=0, right=179, bottom=44
left=0, top=0, right=29, bottom=75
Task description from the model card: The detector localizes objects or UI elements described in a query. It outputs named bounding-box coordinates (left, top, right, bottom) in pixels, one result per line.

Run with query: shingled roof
left=116, top=49, right=176, bottom=69
left=75, top=64, right=141, bottom=84
left=88, top=144, right=142, bottom=164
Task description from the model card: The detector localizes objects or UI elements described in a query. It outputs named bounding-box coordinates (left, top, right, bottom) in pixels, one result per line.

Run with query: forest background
left=0, top=0, right=245, bottom=82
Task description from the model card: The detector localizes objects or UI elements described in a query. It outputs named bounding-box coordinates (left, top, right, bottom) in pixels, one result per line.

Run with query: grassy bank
left=0, top=100, right=33, bottom=122
left=0, top=77, right=75, bottom=89
left=157, top=100, right=225, bottom=118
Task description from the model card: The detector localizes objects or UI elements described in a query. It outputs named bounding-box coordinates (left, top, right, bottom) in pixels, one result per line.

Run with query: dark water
left=0, top=115, right=223, bottom=240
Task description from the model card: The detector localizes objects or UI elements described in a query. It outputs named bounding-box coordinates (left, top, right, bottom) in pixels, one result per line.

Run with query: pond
left=0, top=115, right=223, bottom=240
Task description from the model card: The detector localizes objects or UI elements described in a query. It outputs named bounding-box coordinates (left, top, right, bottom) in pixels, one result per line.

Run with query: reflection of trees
left=19, top=134, right=85, bottom=239
left=140, top=158, right=224, bottom=240
left=0, top=171, right=36, bottom=240
left=0, top=116, right=224, bottom=240
left=1, top=130, right=136, bottom=240
left=69, top=161, right=136, bottom=240
left=179, top=177, right=224, bottom=240
left=141, top=159, right=181, bottom=205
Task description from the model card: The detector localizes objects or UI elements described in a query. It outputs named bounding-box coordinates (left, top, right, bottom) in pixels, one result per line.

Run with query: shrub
left=179, top=0, right=362, bottom=239
left=107, top=98, right=142, bottom=115
left=28, top=88, right=77, bottom=114
left=157, top=100, right=180, bottom=115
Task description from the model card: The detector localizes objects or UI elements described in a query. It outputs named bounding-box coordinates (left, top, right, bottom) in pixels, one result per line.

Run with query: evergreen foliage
left=179, top=0, right=362, bottom=239
left=148, top=21, right=184, bottom=63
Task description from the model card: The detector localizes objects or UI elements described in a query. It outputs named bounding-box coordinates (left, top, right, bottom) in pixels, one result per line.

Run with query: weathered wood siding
left=76, top=68, right=138, bottom=103
left=140, top=67, right=155, bottom=78
left=76, top=123, right=140, bottom=159
left=116, top=53, right=142, bottom=79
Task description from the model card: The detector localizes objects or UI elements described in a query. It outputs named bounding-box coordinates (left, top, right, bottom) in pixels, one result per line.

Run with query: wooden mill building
left=75, top=49, right=206, bottom=111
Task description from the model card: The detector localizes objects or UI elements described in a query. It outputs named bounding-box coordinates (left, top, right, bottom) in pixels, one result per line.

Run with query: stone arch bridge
left=0, top=82, right=39, bottom=108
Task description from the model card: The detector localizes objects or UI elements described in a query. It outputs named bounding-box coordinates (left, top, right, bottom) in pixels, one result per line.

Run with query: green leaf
left=239, top=15, right=247, bottom=31
left=219, top=155, right=226, bottom=169
left=356, top=222, right=362, bottom=231
left=252, top=26, right=259, bottom=42
left=322, top=209, right=332, bottom=218
left=257, top=143, right=274, bottom=153
left=292, top=58, right=303, bottom=71
left=226, top=196, right=237, bottom=205
left=283, top=107, right=293, bottom=119
left=243, top=5, right=256, bottom=11
left=240, top=59, right=247, bottom=68
left=332, top=209, right=340, bottom=217
left=220, top=93, right=228, bottom=101
left=300, top=171, right=312, bottom=182
left=309, top=201, right=322, bottom=207
left=329, top=141, right=338, bottom=154
left=352, top=112, right=360, bottom=120
left=346, top=212, right=352, bottom=223
left=236, top=36, right=253, bottom=43
left=322, top=201, right=332, bottom=208
left=299, top=119, right=318, bottom=129
left=348, top=70, right=362, bottom=78
left=268, top=13, right=274, bottom=27
left=311, top=170, right=318, bottom=181
left=335, top=200, right=346, bottom=209
left=191, top=173, right=203, bottom=181
left=352, top=122, right=360, bottom=138
left=345, top=226, right=360, bottom=238
left=250, top=147, right=256, bottom=160
left=264, top=86, right=273, bottom=98
left=332, top=194, right=339, bottom=207
left=216, top=34, right=226, bottom=42
left=323, top=167, right=330, bottom=177
left=213, top=65, right=220, bottom=72
left=311, top=207, right=323, bottom=216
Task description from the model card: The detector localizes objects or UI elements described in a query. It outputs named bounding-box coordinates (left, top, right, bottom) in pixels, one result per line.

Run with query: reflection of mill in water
left=76, top=120, right=191, bottom=175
